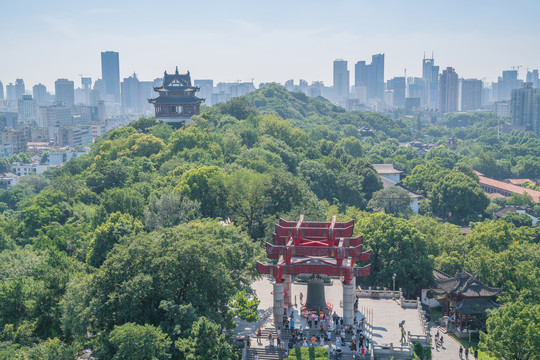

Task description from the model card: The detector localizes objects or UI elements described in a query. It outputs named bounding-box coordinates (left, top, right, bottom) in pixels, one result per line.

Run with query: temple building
left=430, top=269, right=501, bottom=331
left=148, top=67, right=204, bottom=123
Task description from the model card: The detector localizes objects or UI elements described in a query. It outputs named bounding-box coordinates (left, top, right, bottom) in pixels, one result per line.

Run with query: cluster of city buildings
left=1, top=51, right=540, bottom=157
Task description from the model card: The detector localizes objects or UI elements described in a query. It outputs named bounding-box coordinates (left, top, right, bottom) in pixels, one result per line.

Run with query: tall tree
left=480, top=302, right=540, bottom=360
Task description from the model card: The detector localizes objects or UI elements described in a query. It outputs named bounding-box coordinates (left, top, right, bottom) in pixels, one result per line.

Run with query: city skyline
left=1, top=0, right=540, bottom=89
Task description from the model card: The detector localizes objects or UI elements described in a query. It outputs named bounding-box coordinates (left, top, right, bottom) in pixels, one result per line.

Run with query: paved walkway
left=430, top=324, right=469, bottom=360
left=235, top=277, right=427, bottom=359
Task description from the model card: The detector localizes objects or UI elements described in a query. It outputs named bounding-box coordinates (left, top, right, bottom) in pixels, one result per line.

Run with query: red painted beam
left=256, top=261, right=371, bottom=278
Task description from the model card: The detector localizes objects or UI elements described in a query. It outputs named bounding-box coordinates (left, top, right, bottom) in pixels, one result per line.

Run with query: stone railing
left=356, top=286, right=401, bottom=299
left=400, top=295, right=420, bottom=309
left=372, top=343, right=413, bottom=359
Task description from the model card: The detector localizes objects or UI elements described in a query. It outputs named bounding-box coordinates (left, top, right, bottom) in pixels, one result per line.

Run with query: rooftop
left=475, top=172, right=540, bottom=203
left=432, top=269, right=501, bottom=298
left=373, top=164, right=403, bottom=175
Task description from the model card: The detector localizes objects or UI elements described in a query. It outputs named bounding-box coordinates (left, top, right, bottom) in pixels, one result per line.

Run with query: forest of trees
left=0, top=84, right=538, bottom=359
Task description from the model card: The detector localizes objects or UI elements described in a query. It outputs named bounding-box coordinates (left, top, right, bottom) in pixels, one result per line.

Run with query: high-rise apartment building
left=494, top=70, right=522, bottom=101
left=33, top=84, right=47, bottom=105
left=422, top=57, right=439, bottom=109
left=461, top=78, right=483, bottom=111
left=121, top=72, right=141, bottom=114
left=17, top=95, right=37, bottom=122
left=526, top=69, right=539, bottom=88
left=15, top=79, right=25, bottom=99
left=6, top=84, right=16, bottom=102
left=369, top=54, right=385, bottom=100
left=0, top=81, right=4, bottom=100
left=511, top=83, right=540, bottom=135
left=55, top=79, right=75, bottom=107
left=439, top=67, right=459, bottom=113
left=101, top=51, right=120, bottom=103
left=194, top=80, right=214, bottom=105
left=333, top=59, right=350, bottom=105
left=387, top=77, right=406, bottom=108
left=353, top=54, right=385, bottom=103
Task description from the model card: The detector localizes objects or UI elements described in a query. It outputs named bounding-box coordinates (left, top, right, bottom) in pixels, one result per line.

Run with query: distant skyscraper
left=121, top=72, right=141, bottom=114
left=93, top=79, right=107, bottom=101
left=33, top=83, right=47, bottom=105
left=194, top=80, right=214, bottom=105
left=15, top=79, right=25, bottom=99
left=354, top=54, right=384, bottom=102
left=17, top=95, right=37, bottom=122
left=461, top=79, right=483, bottom=111
left=369, top=54, right=385, bottom=100
left=526, top=69, right=539, bottom=88
left=439, top=67, right=459, bottom=113
left=333, top=59, right=350, bottom=104
left=422, top=56, right=439, bottom=109
left=55, top=79, right=75, bottom=107
left=6, top=83, right=16, bottom=102
left=0, top=81, right=4, bottom=100
left=494, top=70, right=522, bottom=101
left=511, top=83, right=540, bottom=135
left=101, top=51, right=120, bottom=102
left=387, top=77, right=406, bottom=108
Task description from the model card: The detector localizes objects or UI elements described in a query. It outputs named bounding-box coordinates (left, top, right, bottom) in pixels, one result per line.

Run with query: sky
left=1, top=0, right=539, bottom=90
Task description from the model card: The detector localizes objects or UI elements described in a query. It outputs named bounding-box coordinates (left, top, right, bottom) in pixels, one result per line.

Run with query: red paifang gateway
left=257, top=215, right=371, bottom=285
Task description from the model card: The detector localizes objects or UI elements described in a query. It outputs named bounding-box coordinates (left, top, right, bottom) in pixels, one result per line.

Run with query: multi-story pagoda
left=148, top=67, right=204, bottom=123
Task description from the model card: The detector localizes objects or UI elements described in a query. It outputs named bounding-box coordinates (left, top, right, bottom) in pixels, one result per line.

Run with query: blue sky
left=1, top=0, right=539, bottom=89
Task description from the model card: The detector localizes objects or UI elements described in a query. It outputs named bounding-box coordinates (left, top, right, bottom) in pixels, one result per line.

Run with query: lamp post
left=392, top=273, right=396, bottom=300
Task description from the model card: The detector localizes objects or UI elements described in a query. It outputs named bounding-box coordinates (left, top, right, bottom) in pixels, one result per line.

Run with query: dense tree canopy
left=0, top=85, right=537, bottom=359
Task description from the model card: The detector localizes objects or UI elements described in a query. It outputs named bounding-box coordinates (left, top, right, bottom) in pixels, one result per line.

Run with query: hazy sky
left=1, top=0, right=539, bottom=90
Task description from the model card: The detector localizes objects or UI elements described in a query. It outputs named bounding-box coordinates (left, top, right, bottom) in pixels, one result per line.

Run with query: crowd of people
left=251, top=293, right=369, bottom=359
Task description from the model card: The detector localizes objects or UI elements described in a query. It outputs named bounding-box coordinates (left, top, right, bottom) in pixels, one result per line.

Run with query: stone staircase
left=248, top=326, right=365, bottom=360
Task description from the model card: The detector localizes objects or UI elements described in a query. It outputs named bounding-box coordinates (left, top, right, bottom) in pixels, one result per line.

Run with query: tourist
left=256, top=328, right=262, bottom=344
left=270, top=337, right=274, bottom=348
left=464, top=347, right=469, bottom=359
left=299, top=325, right=303, bottom=336
left=276, top=336, right=281, bottom=349
left=350, top=338, right=357, bottom=352
left=314, top=313, right=319, bottom=326
left=290, top=319, right=295, bottom=332
left=268, top=332, right=272, bottom=346
left=439, top=335, right=444, bottom=348
left=247, top=337, right=251, bottom=348
left=327, top=329, right=332, bottom=341
left=300, top=292, right=304, bottom=304
left=320, top=334, right=324, bottom=346
left=311, top=335, right=316, bottom=346
left=302, top=338, right=308, bottom=347
left=254, top=353, right=259, bottom=360
left=336, top=346, right=342, bottom=359
left=474, top=349, right=478, bottom=359
left=336, top=336, right=341, bottom=347
left=459, top=345, right=463, bottom=358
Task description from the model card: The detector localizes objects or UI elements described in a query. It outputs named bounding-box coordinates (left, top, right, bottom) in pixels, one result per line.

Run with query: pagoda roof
left=148, top=95, right=203, bottom=105
left=432, top=269, right=502, bottom=297
left=455, top=298, right=500, bottom=314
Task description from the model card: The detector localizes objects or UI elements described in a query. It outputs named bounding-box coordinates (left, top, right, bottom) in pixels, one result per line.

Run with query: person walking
left=254, top=353, right=259, bottom=360
left=256, top=328, right=262, bottom=344
left=300, top=292, right=304, bottom=305
left=464, top=347, right=469, bottom=359
left=459, top=345, right=463, bottom=358
left=474, top=349, right=478, bottom=359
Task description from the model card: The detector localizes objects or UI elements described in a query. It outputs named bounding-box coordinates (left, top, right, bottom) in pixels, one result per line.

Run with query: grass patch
left=283, top=346, right=327, bottom=360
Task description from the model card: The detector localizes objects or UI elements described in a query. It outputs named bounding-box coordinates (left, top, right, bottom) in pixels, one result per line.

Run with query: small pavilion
left=431, top=269, right=501, bottom=331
